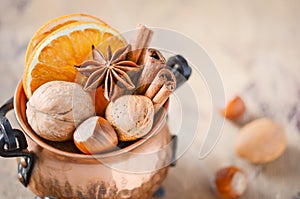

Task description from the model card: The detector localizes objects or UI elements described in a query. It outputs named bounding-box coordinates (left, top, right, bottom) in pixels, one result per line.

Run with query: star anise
left=75, top=44, right=141, bottom=100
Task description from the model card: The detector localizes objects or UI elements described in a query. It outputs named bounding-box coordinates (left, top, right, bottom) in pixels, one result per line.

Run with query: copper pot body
left=14, top=82, right=173, bottom=199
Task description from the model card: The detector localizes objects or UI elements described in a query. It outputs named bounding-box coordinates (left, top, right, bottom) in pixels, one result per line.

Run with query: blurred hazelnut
left=234, top=118, right=286, bottom=164
left=26, top=81, right=95, bottom=142
left=105, top=95, right=154, bottom=141
left=212, top=166, right=247, bottom=199
left=222, top=96, right=246, bottom=121
left=74, top=116, right=118, bottom=154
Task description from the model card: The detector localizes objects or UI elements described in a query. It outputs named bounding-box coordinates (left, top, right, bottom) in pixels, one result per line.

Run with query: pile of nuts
left=25, top=23, right=178, bottom=155
left=211, top=96, right=287, bottom=198
left=223, top=96, right=287, bottom=164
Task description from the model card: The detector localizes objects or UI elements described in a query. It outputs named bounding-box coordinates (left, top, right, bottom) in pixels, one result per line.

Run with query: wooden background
left=0, top=0, right=300, bottom=198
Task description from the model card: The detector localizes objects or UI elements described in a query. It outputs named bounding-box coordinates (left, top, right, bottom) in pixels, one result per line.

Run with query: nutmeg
left=73, top=116, right=118, bottom=154
left=234, top=118, right=286, bottom=164
left=105, top=95, right=154, bottom=141
left=212, top=166, right=247, bottom=199
left=26, top=81, right=95, bottom=142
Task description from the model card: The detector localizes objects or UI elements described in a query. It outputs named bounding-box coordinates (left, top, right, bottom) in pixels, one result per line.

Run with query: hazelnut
left=105, top=95, right=154, bottom=141
left=212, top=166, right=247, bottom=199
left=93, top=86, right=109, bottom=117
left=26, top=81, right=95, bottom=142
left=222, top=96, right=246, bottom=121
left=73, top=116, right=118, bottom=154
left=234, top=118, right=286, bottom=164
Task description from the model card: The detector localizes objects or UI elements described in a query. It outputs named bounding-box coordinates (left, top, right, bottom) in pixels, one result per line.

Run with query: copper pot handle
left=170, top=135, right=177, bottom=167
left=166, top=54, right=192, bottom=89
left=0, top=97, right=34, bottom=187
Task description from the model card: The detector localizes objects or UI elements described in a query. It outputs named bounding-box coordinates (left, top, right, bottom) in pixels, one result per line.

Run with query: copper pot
left=0, top=81, right=177, bottom=199
left=0, top=55, right=190, bottom=199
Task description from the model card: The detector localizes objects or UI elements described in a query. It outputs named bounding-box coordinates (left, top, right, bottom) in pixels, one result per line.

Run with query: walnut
left=26, top=81, right=95, bottom=142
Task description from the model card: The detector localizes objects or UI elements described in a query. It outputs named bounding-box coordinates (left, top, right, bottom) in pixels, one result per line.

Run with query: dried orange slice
left=25, top=13, right=108, bottom=64
left=24, top=18, right=126, bottom=98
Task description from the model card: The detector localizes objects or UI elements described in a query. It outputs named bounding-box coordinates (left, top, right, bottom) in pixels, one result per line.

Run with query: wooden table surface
left=0, top=0, right=300, bottom=198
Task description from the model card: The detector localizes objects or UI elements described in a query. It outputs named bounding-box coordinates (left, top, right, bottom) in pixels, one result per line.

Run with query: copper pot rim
left=14, top=80, right=169, bottom=159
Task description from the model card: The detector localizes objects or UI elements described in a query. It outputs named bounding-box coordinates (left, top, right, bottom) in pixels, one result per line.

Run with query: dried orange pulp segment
left=25, top=13, right=109, bottom=64
left=23, top=21, right=126, bottom=98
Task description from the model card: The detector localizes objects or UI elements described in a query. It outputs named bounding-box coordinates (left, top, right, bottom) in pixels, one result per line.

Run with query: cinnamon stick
left=145, top=68, right=176, bottom=112
left=127, top=24, right=153, bottom=64
left=135, top=48, right=166, bottom=95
